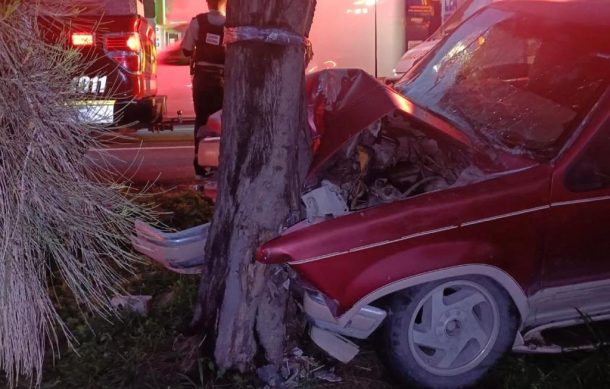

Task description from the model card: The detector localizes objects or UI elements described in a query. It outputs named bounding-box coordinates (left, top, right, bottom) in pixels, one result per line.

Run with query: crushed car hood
left=305, top=68, right=474, bottom=178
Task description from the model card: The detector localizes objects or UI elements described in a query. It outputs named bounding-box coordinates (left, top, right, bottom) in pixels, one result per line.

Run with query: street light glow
left=353, top=0, right=377, bottom=5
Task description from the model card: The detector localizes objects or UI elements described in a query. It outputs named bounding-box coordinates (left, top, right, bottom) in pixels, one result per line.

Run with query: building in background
left=151, top=0, right=466, bottom=118
left=404, top=0, right=466, bottom=50
left=152, top=0, right=208, bottom=51
left=308, top=0, right=464, bottom=79
left=153, top=0, right=465, bottom=78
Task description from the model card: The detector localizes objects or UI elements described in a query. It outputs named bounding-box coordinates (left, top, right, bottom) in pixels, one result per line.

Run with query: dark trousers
left=192, top=67, right=224, bottom=175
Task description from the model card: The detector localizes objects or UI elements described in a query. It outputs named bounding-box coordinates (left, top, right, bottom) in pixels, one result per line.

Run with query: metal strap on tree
left=224, top=26, right=313, bottom=63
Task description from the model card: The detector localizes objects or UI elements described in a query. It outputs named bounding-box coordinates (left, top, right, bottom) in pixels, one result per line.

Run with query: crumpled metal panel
left=305, top=68, right=473, bottom=179
left=198, top=69, right=475, bottom=177
left=302, top=180, right=349, bottom=222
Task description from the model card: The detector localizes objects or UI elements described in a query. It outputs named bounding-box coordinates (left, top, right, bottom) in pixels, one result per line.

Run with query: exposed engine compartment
left=304, top=112, right=480, bottom=217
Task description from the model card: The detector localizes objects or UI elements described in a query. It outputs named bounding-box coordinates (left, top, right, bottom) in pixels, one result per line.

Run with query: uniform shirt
left=181, top=10, right=226, bottom=68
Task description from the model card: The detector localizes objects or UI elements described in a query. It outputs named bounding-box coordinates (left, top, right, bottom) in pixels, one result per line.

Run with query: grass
left=27, top=188, right=216, bottom=388
left=5, top=187, right=610, bottom=388
left=143, top=188, right=215, bottom=231
left=319, top=342, right=610, bottom=389
left=485, top=349, right=610, bottom=389
left=3, top=188, right=230, bottom=388
left=43, top=269, right=200, bottom=388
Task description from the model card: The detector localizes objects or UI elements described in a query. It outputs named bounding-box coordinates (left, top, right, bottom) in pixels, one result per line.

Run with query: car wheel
left=380, top=276, right=518, bottom=389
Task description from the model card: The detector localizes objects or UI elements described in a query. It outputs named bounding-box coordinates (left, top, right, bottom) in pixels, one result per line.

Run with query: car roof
left=490, top=0, right=610, bottom=27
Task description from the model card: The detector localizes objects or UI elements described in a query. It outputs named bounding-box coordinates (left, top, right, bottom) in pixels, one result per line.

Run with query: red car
left=257, top=1, right=610, bottom=388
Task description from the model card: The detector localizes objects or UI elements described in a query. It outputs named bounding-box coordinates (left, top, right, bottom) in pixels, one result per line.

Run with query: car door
left=543, top=106, right=610, bottom=287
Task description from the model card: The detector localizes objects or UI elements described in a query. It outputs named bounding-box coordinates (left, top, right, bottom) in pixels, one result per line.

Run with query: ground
left=6, top=188, right=610, bottom=389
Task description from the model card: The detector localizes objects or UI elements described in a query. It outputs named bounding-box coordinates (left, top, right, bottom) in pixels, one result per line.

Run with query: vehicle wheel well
left=339, top=265, right=528, bottom=332
left=371, top=274, right=522, bottom=323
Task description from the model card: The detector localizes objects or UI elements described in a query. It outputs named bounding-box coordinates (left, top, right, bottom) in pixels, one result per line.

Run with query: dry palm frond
left=0, top=0, right=155, bottom=386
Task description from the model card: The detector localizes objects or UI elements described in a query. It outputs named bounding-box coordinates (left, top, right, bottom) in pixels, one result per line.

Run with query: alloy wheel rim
left=407, top=280, right=501, bottom=376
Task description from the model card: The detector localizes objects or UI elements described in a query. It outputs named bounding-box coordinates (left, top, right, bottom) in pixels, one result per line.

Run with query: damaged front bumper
left=132, top=220, right=208, bottom=274
left=132, top=219, right=386, bottom=362
left=304, top=290, right=387, bottom=363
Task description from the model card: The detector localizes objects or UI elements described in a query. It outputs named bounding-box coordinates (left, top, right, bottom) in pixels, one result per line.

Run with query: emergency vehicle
left=44, top=0, right=167, bottom=129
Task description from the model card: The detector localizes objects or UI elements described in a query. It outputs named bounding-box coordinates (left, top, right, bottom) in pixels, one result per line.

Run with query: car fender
left=336, top=263, right=528, bottom=330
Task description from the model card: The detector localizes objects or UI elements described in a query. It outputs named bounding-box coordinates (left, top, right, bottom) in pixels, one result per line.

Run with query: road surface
left=157, top=64, right=195, bottom=119
left=87, top=125, right=201, bottom=186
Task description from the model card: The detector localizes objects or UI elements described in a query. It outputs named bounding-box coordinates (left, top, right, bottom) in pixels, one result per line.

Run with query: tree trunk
left=191, top=0, right=316, bottom=372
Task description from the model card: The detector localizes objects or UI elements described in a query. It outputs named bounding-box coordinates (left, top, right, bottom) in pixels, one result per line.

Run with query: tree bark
left=191, top=0, right=316, bottom=372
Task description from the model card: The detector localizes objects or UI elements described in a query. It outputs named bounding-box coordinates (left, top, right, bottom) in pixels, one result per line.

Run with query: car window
left=566, top=120, right=610, bottom=192
left=435, top=0, right=493, bottom=39
left=396, top=7, right=610, bottom=160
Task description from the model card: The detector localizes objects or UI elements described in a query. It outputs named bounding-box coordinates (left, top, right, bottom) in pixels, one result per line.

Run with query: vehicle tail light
left=105, top=33, right=141, bottom=52
left=126, top=34, right=141, bottom=51
left=72, top=33, right=94, bottom=46
left=105, top=33, right=143, bottom=74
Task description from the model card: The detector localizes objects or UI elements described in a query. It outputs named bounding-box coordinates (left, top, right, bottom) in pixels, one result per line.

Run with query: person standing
left=181, top=0, right=226, bottom=178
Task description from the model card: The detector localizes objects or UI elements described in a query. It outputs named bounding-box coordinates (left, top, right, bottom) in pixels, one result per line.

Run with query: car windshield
left=430, top=0, right=492, bottom=41
left=395, top=7, right=610, bottom=159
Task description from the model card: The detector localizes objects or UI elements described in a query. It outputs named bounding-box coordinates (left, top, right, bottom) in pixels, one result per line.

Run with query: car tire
left=380, top=275, right=519, bottom=389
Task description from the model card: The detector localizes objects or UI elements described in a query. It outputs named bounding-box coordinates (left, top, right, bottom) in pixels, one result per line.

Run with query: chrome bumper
left=132, top=220, right=208, bottom=274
